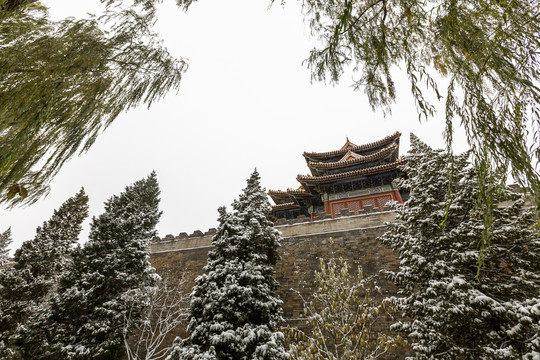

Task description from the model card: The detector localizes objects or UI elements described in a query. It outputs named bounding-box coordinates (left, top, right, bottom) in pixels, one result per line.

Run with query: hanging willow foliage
left=297, top=0, right=540, bottom=268
left=299, top=0, right=540, bottom=188
left=0, top=0, right=188, bottom=206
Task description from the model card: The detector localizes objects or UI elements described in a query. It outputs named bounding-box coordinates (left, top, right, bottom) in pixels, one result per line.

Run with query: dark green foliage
left=169, top=170, right=288, bottom=360
left=0, top=189, right=89, bottom=359
left=0, top=1, right=187, bottom=206
left=49, top=172, right=161, bottom=360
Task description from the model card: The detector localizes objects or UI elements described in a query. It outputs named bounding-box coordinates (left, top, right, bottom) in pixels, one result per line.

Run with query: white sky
left=1, top=0, right=469, bottom=253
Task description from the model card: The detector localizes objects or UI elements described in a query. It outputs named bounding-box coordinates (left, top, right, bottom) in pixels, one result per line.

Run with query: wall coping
left=150, top=209, right=398, bottom=254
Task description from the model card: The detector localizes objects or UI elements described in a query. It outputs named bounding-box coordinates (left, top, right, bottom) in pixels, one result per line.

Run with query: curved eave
left=268, top=190, right=288, bottom=195
left=287, top=188, right=310, bottom=196
left=271, top=202, right=300, bottom=211
left=303, top=132, right=401, bottom=162
left=268, top=190, right=293, bottom=205
left=307, top=143, right=399, bottom=173
left=297, top=158, right=406, bottom=185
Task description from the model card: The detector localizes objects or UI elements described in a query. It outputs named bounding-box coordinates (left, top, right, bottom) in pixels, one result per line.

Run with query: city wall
left=150, top=208, right=401, bottom=342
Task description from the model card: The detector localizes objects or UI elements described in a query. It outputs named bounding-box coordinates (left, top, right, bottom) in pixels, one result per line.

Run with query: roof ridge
left=303, top=132, right=401, bottom=159
left=308, top=142, right=399, bottom=169
left=271, top=202, right=298, bottom=209
left=298, top=157, right=406, bottom=183
left=338, top=150, right=364, bottom=162
left=339, top=137, right=358, bottom=151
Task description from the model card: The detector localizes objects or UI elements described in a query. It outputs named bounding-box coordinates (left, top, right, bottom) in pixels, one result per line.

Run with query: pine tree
left=380, top=135, right=540, bottom=359
left=168, top=170, right=289, bottom=360
left=0, top=189, right=89, bottom=359
left=0, top=227, right=12, bottom=266
left=14, top=188, right=89, bottom=278
left=49, top=172, right=162, bottom=360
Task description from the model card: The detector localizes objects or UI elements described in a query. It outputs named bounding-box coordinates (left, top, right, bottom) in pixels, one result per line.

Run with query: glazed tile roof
left=268, top=190, right=289, bottom=195
left=297, top=157, right=406, bottom=184
left=340, top=137, right=358, bottom=150
left=271, top=202, right=299, bottom=210
left=287, top=188, right=309, bottom=195
left=303, top=132, right=401, bottom=161
left=338, top=150, right=364, bottom=162
left=308, top=143, right=399, bottom=171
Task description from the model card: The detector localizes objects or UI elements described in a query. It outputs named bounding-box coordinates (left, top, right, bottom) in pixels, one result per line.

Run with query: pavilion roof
left=268, top=185, right=316, bottom=208
left=267, top=190, right=293, bottom=205
left=297, top=157, right=406, bottom=185
left=287, top=186, right=310, bottom=196
left=307, top=143, right=399, bottom=175
left=303, top=132, right=401, bottom=162
left=268, top=189, right=289, bottom=195
left=271, top=202, right=300, bottom=210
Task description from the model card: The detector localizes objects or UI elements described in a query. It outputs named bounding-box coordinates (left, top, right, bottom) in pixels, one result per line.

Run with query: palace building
left=268, top=132, right=408, bottom=220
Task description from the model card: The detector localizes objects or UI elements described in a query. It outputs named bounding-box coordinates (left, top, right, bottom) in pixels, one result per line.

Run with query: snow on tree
left=168, top=170, right=289, bottom=360
left=0, top=227, right=12, bottom=266
left=286, top=249, right=405, bottom=360
left=0, top=189, right=89, bottom=359
left=380, top=135, right=540, bottom=359
left=49, top=172, right=162, bottom=360
left=14, top=188, right=89, bottom=278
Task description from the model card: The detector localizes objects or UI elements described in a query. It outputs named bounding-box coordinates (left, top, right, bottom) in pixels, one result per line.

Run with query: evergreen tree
left=14, top=188, right=89, bottom=278
left=380, top=135, right=540, bottom=359
left=0, top=189, right=89, bottom=359
left=168, top=170, right=289, bottom=360
left=49, top=172, right=162, bottom=360
left=0, top=227, right=12, bottom=266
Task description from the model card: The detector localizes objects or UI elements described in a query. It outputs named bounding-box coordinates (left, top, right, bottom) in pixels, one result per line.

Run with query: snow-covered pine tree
left=0, top=189, right=89, bottom=359
left=14, top=188, right=89, bottom=278
left=49, top=172, right=162, bottom=360
left=168, top=170, right=289, bottom=360
left=380, top=135, right=540, bottom=359
left=0, top=227, right=12, bottom=266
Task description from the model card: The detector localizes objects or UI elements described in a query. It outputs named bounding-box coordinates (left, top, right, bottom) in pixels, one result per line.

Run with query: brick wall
left=150, top=210, right=405, bottom=357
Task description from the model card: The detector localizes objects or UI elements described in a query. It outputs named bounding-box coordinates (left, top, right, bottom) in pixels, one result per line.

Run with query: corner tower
left=269, top=132, right=407, bottom=220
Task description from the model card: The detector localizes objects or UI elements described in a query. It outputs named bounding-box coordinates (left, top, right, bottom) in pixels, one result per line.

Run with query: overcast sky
left=1, top=0, right=470, bottom=253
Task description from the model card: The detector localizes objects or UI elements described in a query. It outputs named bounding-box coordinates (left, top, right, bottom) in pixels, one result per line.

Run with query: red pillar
left=393, top=189, right=403, bottom=203
left=324, top=201, right=331, bottom=215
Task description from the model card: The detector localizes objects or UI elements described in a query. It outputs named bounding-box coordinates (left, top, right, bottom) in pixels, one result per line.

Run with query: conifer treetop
left=14, top=188, right=89, bottom=277
left=170, top=169, right=288, bottom=360
left=0, top=227, right=12, bottom=266
left=51, top=172, right=162, bottom=360
left=89, top=171, right=161, bottom=244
